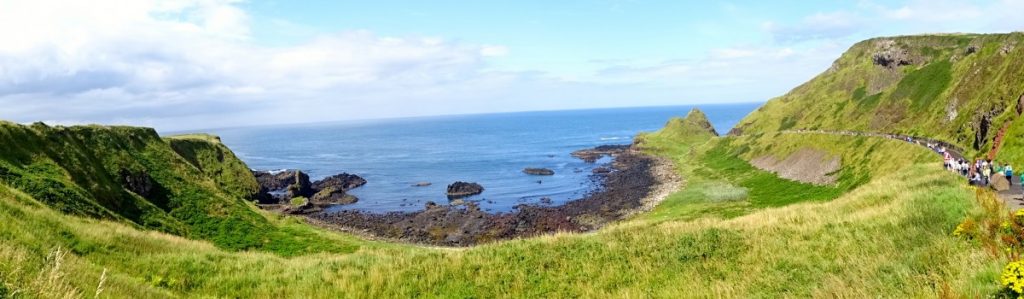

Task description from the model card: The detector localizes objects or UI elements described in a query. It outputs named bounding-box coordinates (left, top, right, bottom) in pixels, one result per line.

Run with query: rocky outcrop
left=523, top=168, right=555, bottom=176
left=254, top=170, right=368, bottom=208
left=312, top=173, right=366, bottom=191
left=311, top=186, right=358, bottom=205
left=446, top=181, right=484, bottom=198
left=119, top=168, right=154, bottom=198
left=872, top=40, right=914, bottom=69
left=966, top=45, right=979, bottom=55
left=571, top=145, right=631, bottom=163
left=253, top=170, right=313, bottom=203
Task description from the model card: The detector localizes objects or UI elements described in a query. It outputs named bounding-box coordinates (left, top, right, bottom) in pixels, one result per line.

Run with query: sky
left=0, top=0, right=1022, bottom=131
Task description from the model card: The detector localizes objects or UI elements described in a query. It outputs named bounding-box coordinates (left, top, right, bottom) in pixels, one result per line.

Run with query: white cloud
left=480, top=45, right=509, bottom=57
left=765, top=11, right=863, bottom=42
left=0, top=0, right=513, bottom=130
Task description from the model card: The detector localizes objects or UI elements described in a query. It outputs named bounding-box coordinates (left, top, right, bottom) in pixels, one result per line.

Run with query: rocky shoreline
left=305, top=145, right=668, bottom=246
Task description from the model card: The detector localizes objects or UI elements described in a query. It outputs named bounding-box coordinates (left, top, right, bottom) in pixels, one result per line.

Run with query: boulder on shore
left=312, top=173, right=366, bottom=191
left=571, top=145, right=631, bottom=163
left=523, top=168, right=555, bottom=176
left=447, top=181, right=484, bottom=198
left=311, top=186, right=358, bottom=205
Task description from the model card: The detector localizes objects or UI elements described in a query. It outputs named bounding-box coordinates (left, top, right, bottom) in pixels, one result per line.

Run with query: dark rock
left=120, top=169, right=153, bottom=198
left=312, top=173, right=366, bottom=191
left=446, top=181, right=484, bottom=198
left=571, top=145, right=631, bottom=163
left=412, top=182, right=432, bottom=187
left=254, top=169, right=314, bottom=201
left=539, top=197, right=552, bottom=204
left=1017, top=93, right=1024, bottom=116
left=424, top=201, right=439, bottom=209
left=966, top=45, right=979, bottom=55
left=592, top=167, right=612, bottom=174
left=523, top=168, right=555, bottom=176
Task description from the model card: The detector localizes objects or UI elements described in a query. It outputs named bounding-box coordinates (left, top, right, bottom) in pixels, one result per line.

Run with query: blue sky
left=0, top=0, right=1022, bottom=131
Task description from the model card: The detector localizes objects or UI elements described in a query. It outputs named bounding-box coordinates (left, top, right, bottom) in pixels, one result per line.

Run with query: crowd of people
left=941, top=152, right=1019, bottom=187
left=790, top=129, right=1019, bottom=193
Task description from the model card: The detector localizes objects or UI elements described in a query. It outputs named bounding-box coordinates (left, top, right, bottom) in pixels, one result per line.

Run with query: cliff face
left=731, top=33, right=1024, bottom=161
left=0, top=122, right=283, bottom=251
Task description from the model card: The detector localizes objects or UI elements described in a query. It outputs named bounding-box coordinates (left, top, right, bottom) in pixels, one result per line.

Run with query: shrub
left=952, top=218, right=979, bottom=240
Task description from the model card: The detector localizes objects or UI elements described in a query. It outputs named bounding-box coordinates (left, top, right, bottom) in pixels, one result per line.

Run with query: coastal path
left=780, top=130, right=1024, bottom=211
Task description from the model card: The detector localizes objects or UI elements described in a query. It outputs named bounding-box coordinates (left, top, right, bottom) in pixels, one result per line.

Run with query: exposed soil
left=750, top=148, right=841, bottom=185
left=308, top=146, right=667, bottom=246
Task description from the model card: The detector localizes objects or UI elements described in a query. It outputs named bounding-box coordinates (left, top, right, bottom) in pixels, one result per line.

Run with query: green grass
left=893, top=60, right=953, bottom=110
left=0, top=161, right=1003, bottom=297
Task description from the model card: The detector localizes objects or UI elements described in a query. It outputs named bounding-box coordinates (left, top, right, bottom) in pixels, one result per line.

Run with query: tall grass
left=0, top=160, right=1003, bottom=297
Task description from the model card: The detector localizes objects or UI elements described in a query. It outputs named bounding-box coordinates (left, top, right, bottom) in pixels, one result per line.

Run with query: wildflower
left=1001, top=260, right=1024, bottom=296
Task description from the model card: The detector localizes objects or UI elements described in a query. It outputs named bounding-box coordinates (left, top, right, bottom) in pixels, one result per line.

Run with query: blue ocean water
left=198, top=103, right=760, bottom=213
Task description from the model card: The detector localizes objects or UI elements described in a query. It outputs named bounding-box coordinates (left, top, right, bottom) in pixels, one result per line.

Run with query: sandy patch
left=750, top=148, right=840, bottom=185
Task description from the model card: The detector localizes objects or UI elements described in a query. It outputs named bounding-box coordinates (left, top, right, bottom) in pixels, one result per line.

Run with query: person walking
left=983, top=163, right=992, bottom=186
left=1006, top=164, right=1014, bottom=186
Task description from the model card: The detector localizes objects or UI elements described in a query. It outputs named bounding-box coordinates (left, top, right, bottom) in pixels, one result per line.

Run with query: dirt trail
left=998, top=177, right=1024, bottom=211
left=781, top=130, right=1024, bottom=211
left=989, top=122, right=1012, bottom=160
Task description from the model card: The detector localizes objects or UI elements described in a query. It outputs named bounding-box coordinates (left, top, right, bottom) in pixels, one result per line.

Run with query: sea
left=194, top=103, right=761, bottom=213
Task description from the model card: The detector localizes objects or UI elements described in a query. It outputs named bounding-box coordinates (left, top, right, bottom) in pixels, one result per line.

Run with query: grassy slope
left=732, top=33, right=1024, bottom=162
left=0, top=146, right=1001, bottom=297
left=0, top=122, right=356, bottom=256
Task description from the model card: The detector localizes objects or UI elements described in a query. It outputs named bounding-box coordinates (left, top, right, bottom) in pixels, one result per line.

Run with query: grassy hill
left=0, top=122, right=356, bottom=256
left=732, top=33, right=1024, bottom=162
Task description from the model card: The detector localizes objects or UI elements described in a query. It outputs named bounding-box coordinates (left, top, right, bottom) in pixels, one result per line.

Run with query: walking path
left=781, top=130, right=1024, bottom=211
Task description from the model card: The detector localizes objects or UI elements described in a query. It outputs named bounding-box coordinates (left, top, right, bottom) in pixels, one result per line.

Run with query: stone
left=992, top=175, right=1010, bottom=191
left=312, top=173, right=366, bottom=191
left=120, top=168, right=154, bottom=198
left=311, top=186, right=358, bottom=205
left=446, top=181, right=484, bottom=198
left=523, top=168, right=555, bottom=176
